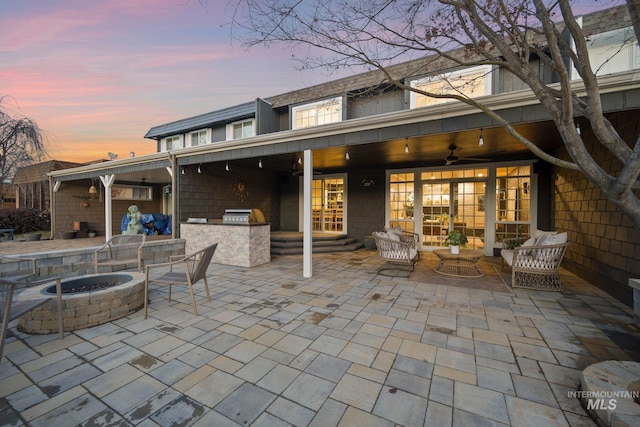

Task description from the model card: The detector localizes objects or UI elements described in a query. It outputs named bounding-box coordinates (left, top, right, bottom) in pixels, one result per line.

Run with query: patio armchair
left=501, top=231, right=569, bottom=291
left=0, top=256, right=63, bottom=362
left=94, top=234, right=146, bottom=273
left=144, top=243, right=217, bottom=318
left=372, top=229, right=419, bottom=276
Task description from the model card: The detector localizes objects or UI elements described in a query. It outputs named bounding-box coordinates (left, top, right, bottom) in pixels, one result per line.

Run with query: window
left=226, top=119, right=255, bottom=140
left=495, top=165, right=531, bottom=242
left=164, top=136, right=182, bottom=151
left=190, top=130, right=208, bottom=147
left=409, top=65, right=493, bottom=108
left=111, top=185, right=153, bottom=201
left=582, top=26, right=639, bottom=77
left=389, top=173, right=415, bottom=233
left=292, top=97, right=343, bottom=129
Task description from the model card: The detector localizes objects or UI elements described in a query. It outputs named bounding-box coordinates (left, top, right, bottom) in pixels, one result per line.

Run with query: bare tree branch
left=231, top=0, right=640, bottom=229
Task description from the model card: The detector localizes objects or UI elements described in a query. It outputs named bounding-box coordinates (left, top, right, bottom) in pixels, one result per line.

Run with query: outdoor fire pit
left=18, top=272, right=145, bottom=334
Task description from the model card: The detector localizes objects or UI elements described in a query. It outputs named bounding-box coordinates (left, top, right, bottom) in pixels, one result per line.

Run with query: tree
left=0, top=97, right=47, bottom=206
left=232, top=0, right=640, bottom=230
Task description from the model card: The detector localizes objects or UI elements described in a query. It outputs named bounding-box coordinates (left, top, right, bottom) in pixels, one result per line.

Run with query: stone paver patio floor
left=1, top=250, right=639, bottom=426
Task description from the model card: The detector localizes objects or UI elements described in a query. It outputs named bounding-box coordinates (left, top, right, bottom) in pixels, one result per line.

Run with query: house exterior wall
left=177, top=164, right=281, bottom=228
left=278, top=176, right=300, bottom=231
left=211, top=127, right=226, bottom=143
left=345, top=169, right=387, bottom=242
left=54, top=183, right=105, bottom=235
left=552, top=110, right=640, bottom=304
left=348, top=89, right=405, bottom=120
left=54, top=183, right=164, bottom=237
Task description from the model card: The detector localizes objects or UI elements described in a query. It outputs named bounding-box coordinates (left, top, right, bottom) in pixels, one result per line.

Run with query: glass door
left=422, top=180, right=486, bottom=249
left=311, top=177, right=345, bottom=233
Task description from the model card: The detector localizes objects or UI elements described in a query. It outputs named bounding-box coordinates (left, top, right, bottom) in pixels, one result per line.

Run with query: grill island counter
left=180, top=209, right=270, bottom=268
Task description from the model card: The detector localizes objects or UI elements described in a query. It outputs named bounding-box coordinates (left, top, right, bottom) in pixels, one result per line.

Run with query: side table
left=433, top=249, right=485, bottom=277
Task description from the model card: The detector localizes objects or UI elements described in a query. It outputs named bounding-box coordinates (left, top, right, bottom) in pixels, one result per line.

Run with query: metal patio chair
left=144, top=243, right=217, bottom=318
left=0, top=256, right=63, bottom=362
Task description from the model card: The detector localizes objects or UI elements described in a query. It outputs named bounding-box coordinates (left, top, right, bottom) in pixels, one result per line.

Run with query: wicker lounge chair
left=372, top=230, right=419, bottom=276
left=501, top=231, right=569, bottom=291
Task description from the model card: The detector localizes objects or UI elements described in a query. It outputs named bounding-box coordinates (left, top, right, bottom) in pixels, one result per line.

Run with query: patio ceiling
left=92, top=120, right=563, bottom=185
left=228, top=120, right=563, bottom=174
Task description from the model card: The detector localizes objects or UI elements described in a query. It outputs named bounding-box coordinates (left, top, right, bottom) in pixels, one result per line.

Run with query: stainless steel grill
left=222, top=209, right=253, bottom=224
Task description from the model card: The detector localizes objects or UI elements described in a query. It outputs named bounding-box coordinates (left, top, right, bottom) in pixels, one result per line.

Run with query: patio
left=1, top=243, right=639, bottom=426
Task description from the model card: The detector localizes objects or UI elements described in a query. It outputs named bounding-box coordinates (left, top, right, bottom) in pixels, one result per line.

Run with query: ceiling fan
left=444, top=144, right=491, bottom=166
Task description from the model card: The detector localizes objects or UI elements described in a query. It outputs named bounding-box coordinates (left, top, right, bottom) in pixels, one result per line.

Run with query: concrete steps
left=271, top=232, right=364, bottom=255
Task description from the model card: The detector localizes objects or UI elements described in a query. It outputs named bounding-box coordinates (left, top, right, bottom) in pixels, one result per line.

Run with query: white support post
left=303, top=149, right=313, bottom=278
left=100, top=174, right=116, bottom=241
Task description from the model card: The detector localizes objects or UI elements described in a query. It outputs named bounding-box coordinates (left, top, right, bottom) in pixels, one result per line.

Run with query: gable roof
left=144, top=100, right=257, bottom=139
left=143, top=6, right=632, bottom=139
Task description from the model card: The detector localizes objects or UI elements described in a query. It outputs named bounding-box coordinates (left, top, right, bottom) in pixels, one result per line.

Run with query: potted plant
left=444, top=230, right=468, bottom=254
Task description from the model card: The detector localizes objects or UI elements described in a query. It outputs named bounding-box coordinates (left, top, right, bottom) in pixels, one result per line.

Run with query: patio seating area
left=1, top=242, right=640, bottom=426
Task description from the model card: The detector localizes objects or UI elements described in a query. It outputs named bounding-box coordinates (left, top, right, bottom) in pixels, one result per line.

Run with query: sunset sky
left=0, top=0, right=353, bottom=163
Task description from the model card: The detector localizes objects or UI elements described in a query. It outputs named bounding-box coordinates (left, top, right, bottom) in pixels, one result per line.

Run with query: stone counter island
left=180, top=220, right=270, bottom=267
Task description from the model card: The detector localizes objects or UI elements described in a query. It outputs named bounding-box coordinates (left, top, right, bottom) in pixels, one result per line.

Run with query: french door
left=422, top=180, right=486, bottom=249
left=311, top=176, right=346, bottom=233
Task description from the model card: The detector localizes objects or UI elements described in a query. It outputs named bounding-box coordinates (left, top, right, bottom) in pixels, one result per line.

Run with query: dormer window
left=409, top=65, right=493, bottom=108
left=292, top=97, right=343, bottom=129
left=190, top=130, right=208, bottom=147
left=164, top=136, right=182, bottom=151
left=226, top=119, right=255, bottom=140
left=575, top=26, right=639, bottom=78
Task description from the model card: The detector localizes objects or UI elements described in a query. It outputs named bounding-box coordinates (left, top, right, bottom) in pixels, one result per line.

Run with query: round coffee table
left=433, top=249, right=485, bottom=277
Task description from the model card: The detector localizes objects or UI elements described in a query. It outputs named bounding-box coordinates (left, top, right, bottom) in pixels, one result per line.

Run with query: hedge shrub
left=0, top=208, right=51, bottom=234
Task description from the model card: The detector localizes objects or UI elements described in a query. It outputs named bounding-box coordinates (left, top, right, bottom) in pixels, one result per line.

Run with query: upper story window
left=190, top=130, right=208, bottom=147
left=409, top=65, right=493, bottom=108
left=577, top=26, right=639, bottom=78
left=226, top=119, right=255, bottom=140
left=164, top=136, right=182, bottom=151
left=292, top=97, right=343, bottom=130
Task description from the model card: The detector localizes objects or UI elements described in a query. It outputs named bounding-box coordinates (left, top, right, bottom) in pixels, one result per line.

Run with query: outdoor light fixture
left=225, top=162, right=229, bottom=171
left=197, top=164, right=201, bottom=173
left=298, top=157, right=302, bottom=164
left=478, top=129, right=484, bottom=147
left=259, top=159, right=263, bottom=168
left=345, top=151, right=350, bottom=160
left=404, top=139, right=409, bottom=154
left=576, top=124, right=581, bottom=135
left=181, top=167, right=185, bottom=175
left=88, top=185, right=97, bottom=195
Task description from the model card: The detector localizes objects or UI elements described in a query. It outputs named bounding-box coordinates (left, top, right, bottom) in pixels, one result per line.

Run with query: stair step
left=271, top=242, right=364, bottom=255
left=270, top=232, right=363, bottom=255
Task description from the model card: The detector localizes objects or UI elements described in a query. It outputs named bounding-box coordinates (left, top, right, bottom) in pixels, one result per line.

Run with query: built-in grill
left=222, top=209, right=253, bottom=224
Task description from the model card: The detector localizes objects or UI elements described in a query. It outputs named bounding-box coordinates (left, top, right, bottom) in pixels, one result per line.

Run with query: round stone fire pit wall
left=18, top=272, right=145, bottom=334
